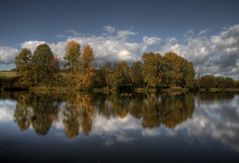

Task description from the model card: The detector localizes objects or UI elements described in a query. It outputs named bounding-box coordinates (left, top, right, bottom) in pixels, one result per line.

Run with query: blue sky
left=0, top=0, right=239, bottom=78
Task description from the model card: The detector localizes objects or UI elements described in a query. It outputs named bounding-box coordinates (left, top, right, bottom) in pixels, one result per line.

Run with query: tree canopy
left=31, top=44, right=60, bottom=86
left=15, top=48, right=32, bottom=86
left=64, top=40, right=81, bottom=72
left=14, top=40, right=238, bottom=92
left=15, top=44, right=60, bottom=87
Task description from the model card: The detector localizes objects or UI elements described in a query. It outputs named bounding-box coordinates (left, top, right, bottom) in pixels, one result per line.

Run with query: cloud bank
left=0, top=24, right=239, bottom=78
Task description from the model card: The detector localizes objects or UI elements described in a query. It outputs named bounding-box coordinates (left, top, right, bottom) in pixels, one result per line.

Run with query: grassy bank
left=1, top=71, right=239, bottom=94
left=0, top=71, right=21, bottom=92
left=0, top=71, right=17, bottom=78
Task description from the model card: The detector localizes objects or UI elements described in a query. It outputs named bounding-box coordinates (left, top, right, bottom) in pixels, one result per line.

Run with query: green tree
left=235, top=81, right=239, bottom=88
left=109, top=61, right=131, bottom=91
left=142, top=52, right=162, bottom=88
left=224, top=77, right=234, bottom=88
left=181, top=61, right=195, bottom=89
left=15, top=48, right=33, bottom=86
left=64, top=40, right=81, bottom=72
left=198, top=76, right=236, bottom=89
left=163, top=52, right=184, bottom=87
left=198, top=75, right=216, bottom=89
left=31, top=44, right=60, bottom=86
left=215, top=76, right=225, bottom=88
left=100, top=62, right=115, bottom=88
left=162, top=52, right=195, bottom=89
left=93, top=69, right=107, bottom=88
left=129, top=61, right=144, bottom=87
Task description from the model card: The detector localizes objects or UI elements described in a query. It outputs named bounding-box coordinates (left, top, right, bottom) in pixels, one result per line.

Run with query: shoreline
left=1, top=85, right=239, bottom=94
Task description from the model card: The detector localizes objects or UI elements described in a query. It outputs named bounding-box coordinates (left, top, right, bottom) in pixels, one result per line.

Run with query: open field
left=0, top=71, right=18, bottom=78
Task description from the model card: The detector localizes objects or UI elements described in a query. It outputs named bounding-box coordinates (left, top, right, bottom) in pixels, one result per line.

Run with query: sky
left=0, top=0, right=239, bottom=78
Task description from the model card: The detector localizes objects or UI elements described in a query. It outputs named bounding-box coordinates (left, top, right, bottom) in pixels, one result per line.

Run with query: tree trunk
left=146, top=82, right=149, bottom=90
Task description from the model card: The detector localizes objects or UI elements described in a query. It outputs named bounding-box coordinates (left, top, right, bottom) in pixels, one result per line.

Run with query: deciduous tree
left=15, top=48, right=33, bottom=86
left=31, top=44, right=60, bottom=86
left=142, top=52, right=162, bottom=88
left=64, top=40, right=81, bottom=72
left=109, top=61, right=131, bottom=91
left=82, top=45, right=94, bottom=71
left=130, top=61, right=144, bottom=87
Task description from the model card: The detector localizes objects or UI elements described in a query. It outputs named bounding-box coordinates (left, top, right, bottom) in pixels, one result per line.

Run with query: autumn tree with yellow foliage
left=64, top=40, right=81, bottom=72
left=14, top=40, right=201, bottom=92
left=62, top=42, right=95, bottom=90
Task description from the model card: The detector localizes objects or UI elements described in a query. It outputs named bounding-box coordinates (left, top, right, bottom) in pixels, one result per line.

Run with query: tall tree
left=15, top=48, right=33, bottom=86
left=181, top=61, right=195, bottom=89
left=142, top=52, right=162, bottom=88
left=109, top=61, right=131, bottom=91
left=32, top=44, right=60, bottom=86
left=64, top=40, right=81, bottom=71
left=163, top=52, right=184, bottom=87
left=77, top=45, right=95, bottom=89
left=100, top=62, right=115, bottom=88
left=129, top=61, right=143, bottom=87
left=82, top=45, right=94, bottom=71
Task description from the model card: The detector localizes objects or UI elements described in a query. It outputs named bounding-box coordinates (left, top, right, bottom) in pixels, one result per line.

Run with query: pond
left=0, top=92, right=239, bottom=163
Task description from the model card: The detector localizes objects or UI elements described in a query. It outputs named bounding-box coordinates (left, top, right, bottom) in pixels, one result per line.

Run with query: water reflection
left=192, top=93, right=239, bottom=151
left=14, top=94, right=60, bottom=135
left=0, top=93, right=239, bottom=162
left=0, top=93, right=239, bottom=151
left=63, top=93, right=95, bottom=138
left=1, top=92, right=195, bottom=138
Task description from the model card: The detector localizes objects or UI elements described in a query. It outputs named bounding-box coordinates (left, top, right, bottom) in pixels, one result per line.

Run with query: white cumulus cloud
left=1, top=24, right=239, bottom=78
left=21, top=40, right=46, bottom=52
left=0, top=46, right=18, bottom=64
left=143, top=36, right=161, bottom=46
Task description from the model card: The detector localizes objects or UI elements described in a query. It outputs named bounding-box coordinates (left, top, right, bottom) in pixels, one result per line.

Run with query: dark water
left=0, top=92, right=239, bottom=163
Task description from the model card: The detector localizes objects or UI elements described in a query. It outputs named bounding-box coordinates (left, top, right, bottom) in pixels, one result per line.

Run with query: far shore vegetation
left=1, top=40, right=239, bottom=94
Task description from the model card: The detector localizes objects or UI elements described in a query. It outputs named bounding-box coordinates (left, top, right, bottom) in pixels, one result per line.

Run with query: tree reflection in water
left=14, top=93, right=60, bottom=135
left=13, top=92, right=195, bottom=138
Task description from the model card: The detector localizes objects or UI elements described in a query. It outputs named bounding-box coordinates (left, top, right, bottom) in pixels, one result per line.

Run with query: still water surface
left=0, top=92, right=239, bottom=163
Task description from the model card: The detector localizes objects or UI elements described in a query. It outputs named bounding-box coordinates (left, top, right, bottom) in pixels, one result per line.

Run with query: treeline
left=197, top=75, right=239, bottom=90
left=14, top=40, right=238, bottom=92
left=15, top=40, right=195, bottom=92
left=12, top=93, right=194, bottom=138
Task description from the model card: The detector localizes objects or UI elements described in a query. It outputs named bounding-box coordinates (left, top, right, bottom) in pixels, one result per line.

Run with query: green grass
left=0, top=71, right=17, bottom=78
